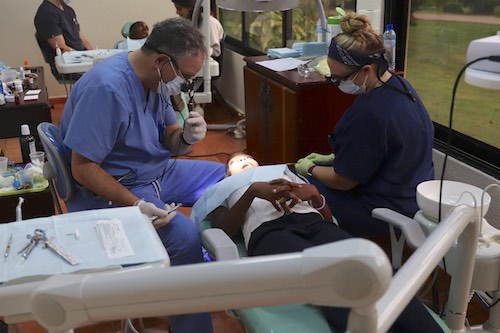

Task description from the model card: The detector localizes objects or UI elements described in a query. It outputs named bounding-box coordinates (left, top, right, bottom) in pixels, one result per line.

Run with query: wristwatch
left=307, top=164, right=317, bottom=177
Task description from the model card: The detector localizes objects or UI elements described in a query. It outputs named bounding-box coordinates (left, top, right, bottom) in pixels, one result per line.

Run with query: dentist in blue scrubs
left=59, top=17, right=224, bottom=333
left=296, top=12, right=435, bottom=238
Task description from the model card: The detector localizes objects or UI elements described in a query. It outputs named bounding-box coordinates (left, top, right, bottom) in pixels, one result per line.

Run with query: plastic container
left=0, top=156, right=8, bottom=173
left=20, top=124, right=36, bottom=164
left=1, top=68, right=17, bottom=83
left=383, top=23, right=397, bottom=71
left=326, top=7, right=345, bottom=43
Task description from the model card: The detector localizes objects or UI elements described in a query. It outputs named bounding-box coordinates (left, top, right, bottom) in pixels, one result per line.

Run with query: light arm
left=1, top=239, right=391, bottom=333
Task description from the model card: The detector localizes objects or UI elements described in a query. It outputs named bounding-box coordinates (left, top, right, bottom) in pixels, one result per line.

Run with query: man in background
left=34, top=0, right=93, bottom=80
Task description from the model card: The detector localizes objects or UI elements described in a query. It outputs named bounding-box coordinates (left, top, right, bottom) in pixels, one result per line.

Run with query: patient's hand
left=249, top=182, right=290, bottom=213
left=269, top=179, right=320, bottom=208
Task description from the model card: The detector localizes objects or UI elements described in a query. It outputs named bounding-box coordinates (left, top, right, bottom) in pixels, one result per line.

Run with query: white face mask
left=338, top=72, right=368, bottom=95
left=157, top=67, right=184, bottom=96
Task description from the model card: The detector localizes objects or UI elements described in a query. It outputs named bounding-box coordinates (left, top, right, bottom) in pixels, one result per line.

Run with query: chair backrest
left=37, top=122, right=75, bottom=201
left=212, top=34, right=226, bottom=82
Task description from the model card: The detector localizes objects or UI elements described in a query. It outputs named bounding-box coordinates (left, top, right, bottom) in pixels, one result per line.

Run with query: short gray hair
left=142, top=17, right=206, bottom=61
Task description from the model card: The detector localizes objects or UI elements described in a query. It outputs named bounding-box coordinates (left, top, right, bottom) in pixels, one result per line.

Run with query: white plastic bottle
left=383, top=23, right=397, bottom=71
left=55, top=42, right=62, bottom=57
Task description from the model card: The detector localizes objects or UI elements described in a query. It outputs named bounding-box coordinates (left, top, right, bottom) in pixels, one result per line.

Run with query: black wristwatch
left=307, top=164, right=317, bottom=177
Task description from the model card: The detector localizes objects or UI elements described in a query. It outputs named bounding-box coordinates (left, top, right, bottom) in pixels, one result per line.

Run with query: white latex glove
left=183, top=111, right=207, bottom=144
left=134, top=199, right=177, bottom=229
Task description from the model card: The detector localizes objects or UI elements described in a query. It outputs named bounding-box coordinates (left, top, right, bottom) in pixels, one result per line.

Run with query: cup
left=18, top=169, right=34, bottom=189
left=0, top=156, right=7, bottom=173
left=30, top=151, right=45, bottom=168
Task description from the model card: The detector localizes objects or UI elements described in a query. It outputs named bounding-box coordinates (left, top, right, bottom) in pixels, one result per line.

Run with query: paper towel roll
left=358, top=9, right=382, bottom=35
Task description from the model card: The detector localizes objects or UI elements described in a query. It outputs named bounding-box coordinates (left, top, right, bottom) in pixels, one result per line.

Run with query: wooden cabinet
left=244, top=56, right=356, bottom=164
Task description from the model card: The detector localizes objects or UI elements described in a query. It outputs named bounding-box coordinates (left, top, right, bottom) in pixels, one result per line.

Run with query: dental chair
left=200, top=217, right=453, bottom=333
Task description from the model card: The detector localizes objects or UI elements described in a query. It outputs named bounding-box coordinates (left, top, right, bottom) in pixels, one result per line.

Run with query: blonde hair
left=334, top=12, right=384, bottom=59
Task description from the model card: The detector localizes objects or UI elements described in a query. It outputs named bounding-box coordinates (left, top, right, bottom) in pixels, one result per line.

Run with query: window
left=402, top=1, right=500, bottom=176
left=219, top=0, right=356, bottom=53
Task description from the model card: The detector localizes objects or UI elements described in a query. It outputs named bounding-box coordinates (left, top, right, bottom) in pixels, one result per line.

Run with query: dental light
left=464, top=32, right=500, bottom=90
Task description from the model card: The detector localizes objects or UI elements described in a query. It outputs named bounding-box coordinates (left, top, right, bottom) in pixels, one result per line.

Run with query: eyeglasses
left=168, top=58, right=196, bottom=84
left=325, top=68, right=360, bottom=86
left=145, top=43, right=196, bottom=84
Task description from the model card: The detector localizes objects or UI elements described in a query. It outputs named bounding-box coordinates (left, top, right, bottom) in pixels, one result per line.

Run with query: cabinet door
left=244, top=67, right=297, bottom=164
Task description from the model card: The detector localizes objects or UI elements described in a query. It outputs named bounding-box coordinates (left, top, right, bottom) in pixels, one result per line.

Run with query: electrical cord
left=438, top=55, right=500, bottom=221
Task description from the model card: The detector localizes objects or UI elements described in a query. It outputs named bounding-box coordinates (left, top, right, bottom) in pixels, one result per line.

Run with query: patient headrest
left=121, top=21, right=134, bottom=38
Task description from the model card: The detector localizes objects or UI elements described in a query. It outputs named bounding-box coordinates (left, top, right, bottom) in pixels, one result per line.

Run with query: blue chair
left=37, top=122, right=75, bottom=214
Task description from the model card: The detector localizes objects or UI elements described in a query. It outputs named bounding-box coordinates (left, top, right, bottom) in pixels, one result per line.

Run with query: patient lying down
left=192, top=153, right=445, bottom=333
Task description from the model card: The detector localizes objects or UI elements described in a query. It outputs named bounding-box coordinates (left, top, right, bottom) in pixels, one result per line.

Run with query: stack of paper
left=267, top=47, right=301, bottom=59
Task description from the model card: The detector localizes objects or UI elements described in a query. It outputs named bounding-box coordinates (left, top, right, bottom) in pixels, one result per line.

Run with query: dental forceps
left=18, top=229, right=45, bottom=261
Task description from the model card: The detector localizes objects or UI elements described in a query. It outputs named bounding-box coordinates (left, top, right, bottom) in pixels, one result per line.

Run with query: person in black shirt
left=34, top=0, right=93, bottom=80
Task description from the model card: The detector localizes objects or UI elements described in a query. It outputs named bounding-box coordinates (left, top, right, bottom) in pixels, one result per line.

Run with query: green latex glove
left=305, top=152, right=335, bottom=166
left=295, top=158, right=315, bottom=177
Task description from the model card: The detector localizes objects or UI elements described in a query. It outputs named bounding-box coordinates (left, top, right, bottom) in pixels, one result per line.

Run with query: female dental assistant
left=295, top=12, right=435, bottom=238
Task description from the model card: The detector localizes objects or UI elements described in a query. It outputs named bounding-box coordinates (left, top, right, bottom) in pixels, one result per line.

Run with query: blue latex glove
left=305, top=152, right=335, bottom=166
left=295, top=158, right=314, bottom=177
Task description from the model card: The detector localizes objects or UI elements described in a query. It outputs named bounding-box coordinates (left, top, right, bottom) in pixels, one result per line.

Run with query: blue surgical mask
left=63, top=0, right=71, bottom=4
left=157, top=68, right=184, bottom=96
left=338, top=72, right=368, bottom=95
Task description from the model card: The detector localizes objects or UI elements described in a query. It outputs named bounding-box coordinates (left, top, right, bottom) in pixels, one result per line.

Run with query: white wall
left=215, top=49, right=246, bottom=115
left=0, top=0, right=177, bottom=98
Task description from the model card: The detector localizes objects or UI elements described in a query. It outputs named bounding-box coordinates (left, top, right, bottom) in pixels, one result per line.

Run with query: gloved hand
left=135, top=199, right=177, bottom=229
left=183, top=111, right=207, bottom=144
left=304, top=152, right=335, bottom=166
left=295, top=158, right=315, bottom=177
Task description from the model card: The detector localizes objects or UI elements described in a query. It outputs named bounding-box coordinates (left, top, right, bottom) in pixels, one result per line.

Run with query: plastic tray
left=0, top=166, right=49, bottom=197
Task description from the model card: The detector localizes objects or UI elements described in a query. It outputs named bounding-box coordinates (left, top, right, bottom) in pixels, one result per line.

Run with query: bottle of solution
left=383, top=23, right=397, bottom=71
left=20, top=124, right=36, bottom=164
left=55, top=43, right=62, bottom=57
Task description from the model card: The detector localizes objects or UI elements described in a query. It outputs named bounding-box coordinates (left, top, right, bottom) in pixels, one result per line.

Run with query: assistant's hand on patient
left=134, top=199, right=177, bottom=229
left=183, top=111, right=207, bottom=144
left=304, top=152, right=335, bottom=166
left=295, top=158, right=315, bottom=177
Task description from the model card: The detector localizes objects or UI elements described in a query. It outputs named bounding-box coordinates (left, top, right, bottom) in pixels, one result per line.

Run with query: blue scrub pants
left=67, top=159, right=225, bottom=333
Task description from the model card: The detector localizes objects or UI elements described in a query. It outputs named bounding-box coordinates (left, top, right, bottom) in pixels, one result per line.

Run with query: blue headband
left=328, top=38, right=389, bottom=72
